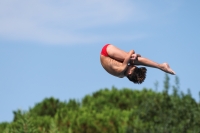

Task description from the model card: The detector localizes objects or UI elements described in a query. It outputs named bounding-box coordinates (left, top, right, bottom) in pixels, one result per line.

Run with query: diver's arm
left=111, top=50, right=134, bottom=76
left=123, top=50, right=134, bottom=66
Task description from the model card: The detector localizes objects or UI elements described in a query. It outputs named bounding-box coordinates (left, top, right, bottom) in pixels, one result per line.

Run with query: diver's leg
left=105, top=44, right=175, bottom=75
left=133, top=57, right=175, bottom=75
left=106, top=44, right=133, bottom=62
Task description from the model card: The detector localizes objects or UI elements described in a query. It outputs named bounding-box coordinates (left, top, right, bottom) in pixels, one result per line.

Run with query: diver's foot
left=160, top=63, right=175, bottom=75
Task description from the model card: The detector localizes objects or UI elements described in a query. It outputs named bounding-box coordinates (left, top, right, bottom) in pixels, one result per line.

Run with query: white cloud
left=0, top=0, right=181, bottom=45
left=0, top=0, right=143, bottom=44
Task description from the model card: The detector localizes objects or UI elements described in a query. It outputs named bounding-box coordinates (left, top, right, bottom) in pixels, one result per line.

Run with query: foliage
left=0, top=122, right=9, bottom=133
left=1, top=75, right=200, bottom=133
left=9, top=112, right=37, bottom=133
left=28, top=97, right=66, bottom=117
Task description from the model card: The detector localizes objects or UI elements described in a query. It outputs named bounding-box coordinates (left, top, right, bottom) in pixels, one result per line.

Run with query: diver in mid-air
left=100, top=44, right=175, bottom=84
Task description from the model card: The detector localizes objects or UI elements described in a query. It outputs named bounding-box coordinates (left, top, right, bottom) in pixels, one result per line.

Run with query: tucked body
left=100, top=44, right=175, bottom=84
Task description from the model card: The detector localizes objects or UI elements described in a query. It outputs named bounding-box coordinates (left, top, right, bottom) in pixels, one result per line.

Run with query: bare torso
left=100, top=55, right=125, bottom=78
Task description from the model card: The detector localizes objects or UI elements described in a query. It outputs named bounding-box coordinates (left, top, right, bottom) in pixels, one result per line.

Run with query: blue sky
left=0, top=0, right=200, bottom=122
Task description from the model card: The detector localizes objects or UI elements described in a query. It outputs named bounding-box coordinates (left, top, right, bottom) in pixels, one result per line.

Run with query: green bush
left=1, top=75, right=200, bottom=133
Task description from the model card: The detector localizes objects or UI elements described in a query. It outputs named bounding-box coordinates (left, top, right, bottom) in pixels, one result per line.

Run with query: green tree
left=1, top=75, right=200, bottom=133
left=29, top=97, right=66, bottom=117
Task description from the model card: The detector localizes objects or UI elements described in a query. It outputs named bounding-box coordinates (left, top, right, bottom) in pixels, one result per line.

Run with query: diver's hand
left=130, top=54, right=141, bottom=64
left=130, top=54, right=141, bottom=60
